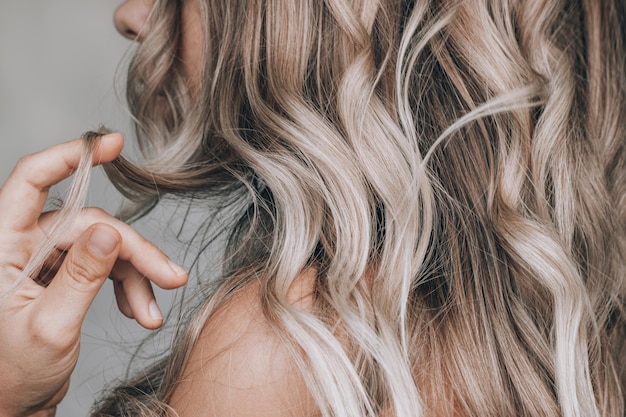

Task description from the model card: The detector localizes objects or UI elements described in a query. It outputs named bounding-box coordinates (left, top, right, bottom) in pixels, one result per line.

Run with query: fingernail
left=149, top=300, right=163, bottom=322
left=87, top=226, right=119, bottom=257
left=168, top=260, right=187, bottom=276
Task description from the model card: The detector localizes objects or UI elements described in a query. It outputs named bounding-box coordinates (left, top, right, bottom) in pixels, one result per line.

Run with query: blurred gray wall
left=0, top=2, right=182, bottom=416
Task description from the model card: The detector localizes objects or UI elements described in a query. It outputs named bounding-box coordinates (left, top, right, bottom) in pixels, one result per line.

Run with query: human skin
left=115, top=3, right=321, bottom=415
left=0, top=2, right=205, bottom=416
left=114, top=0, right=204, bottom=91
left=0, top=134, right=188, bottom=417
left=0, top=2, right=314, bottom=416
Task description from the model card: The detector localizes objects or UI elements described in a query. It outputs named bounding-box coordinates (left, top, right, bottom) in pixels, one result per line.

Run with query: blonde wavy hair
left=50, top=0, right=626, bottom=415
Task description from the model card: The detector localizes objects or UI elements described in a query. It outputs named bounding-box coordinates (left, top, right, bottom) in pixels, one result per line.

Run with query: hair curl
left=84, top=0, right=626, bottom=416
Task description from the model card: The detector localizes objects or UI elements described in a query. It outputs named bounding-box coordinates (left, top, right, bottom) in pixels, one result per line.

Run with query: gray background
left=0, top=2, right=186, bottom=416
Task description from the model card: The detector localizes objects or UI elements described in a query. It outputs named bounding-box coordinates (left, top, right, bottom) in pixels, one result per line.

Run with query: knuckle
left=15, top=154, right=37, bottom=176
left=63, top=252, right=104, bottom=292
left=29, top=315, right=72, bottom=350
left=81, top=206, right=107, bottom=221
left=29, top=315, right=50, bottom=341
left=133, top=232, right=151, bottom=249
left=75, top=207, right=114, bottom=232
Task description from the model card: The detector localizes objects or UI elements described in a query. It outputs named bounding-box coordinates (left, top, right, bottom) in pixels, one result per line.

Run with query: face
left=114, top=0, right=204, bottom=92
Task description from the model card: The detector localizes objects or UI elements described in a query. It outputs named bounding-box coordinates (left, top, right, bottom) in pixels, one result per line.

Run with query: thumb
left=36, top=223, right=121, bottom=334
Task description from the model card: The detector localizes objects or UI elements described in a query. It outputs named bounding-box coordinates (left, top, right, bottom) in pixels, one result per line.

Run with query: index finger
left=0, top=133, right=124, bottom=231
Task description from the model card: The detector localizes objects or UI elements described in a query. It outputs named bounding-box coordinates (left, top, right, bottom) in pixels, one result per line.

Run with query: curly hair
left=79, top=0, right=626, bottom=415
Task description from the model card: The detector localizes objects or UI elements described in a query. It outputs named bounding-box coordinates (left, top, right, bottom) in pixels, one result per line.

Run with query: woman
left=1, top=0, right=625, bottom=416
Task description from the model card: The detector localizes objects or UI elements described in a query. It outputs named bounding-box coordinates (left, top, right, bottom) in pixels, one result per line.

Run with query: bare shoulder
left=168, top=271, right=318, bottom=417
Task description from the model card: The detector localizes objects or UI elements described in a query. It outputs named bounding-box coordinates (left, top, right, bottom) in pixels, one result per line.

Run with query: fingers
left=33, top=223, right=121, bottom=335
left=111, top=260, right=164, bottom=329
left=0, top=133, right=124, bottom=231
left=113, top=280, right=133, bottom=318
left=36, top=208, right=186, bottom=329
left=40, top=208, right=188, bottom=291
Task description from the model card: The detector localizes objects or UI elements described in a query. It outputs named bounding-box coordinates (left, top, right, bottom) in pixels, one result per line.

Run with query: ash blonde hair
left=57, top=0, right=626, bottom=416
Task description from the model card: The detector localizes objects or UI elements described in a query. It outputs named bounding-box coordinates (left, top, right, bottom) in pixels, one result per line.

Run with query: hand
left=0, top=134, right=188, bottom=417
